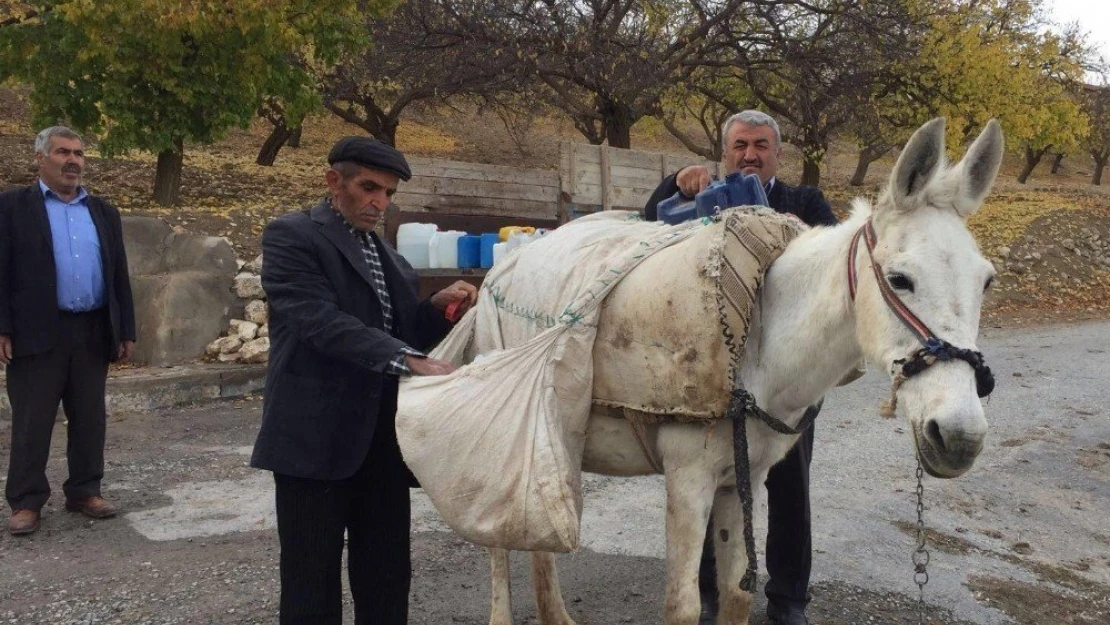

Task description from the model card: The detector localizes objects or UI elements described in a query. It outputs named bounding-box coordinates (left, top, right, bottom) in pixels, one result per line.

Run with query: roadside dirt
left=3, top=311, right=1109, bottom=625
left=0, top=398, right=983, bottom=625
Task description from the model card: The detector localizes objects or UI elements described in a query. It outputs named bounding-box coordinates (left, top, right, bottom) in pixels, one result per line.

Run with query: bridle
left=848, top=219, right=995, bottom=406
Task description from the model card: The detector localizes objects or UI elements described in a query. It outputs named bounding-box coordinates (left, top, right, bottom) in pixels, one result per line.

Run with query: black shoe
left=767, top=600, right=809, bottom=625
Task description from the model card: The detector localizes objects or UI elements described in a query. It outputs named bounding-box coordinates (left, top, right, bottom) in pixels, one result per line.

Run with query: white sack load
left=397, top=208, right=803, bottom=552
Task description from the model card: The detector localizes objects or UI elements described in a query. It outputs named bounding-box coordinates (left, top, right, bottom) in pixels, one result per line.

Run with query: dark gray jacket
left=250, top=200, right=451, bottom=480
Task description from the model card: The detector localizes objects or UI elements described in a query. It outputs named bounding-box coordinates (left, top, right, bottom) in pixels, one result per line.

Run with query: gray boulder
left=123, top=216, right=240, bottom=366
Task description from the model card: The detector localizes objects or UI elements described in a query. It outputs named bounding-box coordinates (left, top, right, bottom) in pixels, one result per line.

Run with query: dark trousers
left=5, top=310, right=110, bottom=511
left=700, top=412, right=817, bottom=610
left=763, top=420, right=814, bottom=605
left=273, top=390, right=412, bottom=625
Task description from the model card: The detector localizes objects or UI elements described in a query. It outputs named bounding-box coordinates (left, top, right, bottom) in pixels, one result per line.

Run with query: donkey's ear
left=951, top=119, right=1004, bottom=218
left=888, top=117, right=945, bottom=209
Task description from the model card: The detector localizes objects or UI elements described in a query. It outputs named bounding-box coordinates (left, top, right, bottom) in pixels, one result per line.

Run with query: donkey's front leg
left=662, top=457, right=717, bottom=625
left=712, top=487, right=754, bottom=625
left=531, top=551, right=578, bottom=625
left=489, top=548, right=514, bottom=625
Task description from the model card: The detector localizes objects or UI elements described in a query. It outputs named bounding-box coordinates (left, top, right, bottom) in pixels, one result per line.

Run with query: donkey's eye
left=887, top=273, right=914, bottom=292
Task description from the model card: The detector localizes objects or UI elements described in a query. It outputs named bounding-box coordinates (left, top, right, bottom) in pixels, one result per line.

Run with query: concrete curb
left=0, top=363, right=267, bottom=421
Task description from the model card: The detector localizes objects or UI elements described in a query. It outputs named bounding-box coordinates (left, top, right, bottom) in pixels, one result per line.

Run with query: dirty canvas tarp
left=396, top=208, right=802, bottom=552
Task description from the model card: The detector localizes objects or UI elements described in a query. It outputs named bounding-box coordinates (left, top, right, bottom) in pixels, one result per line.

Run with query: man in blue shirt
left=0, top=126, right=136, bottom=536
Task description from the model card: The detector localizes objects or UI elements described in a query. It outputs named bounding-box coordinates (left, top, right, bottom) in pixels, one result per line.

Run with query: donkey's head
left=853, top=118, right=1003, bottom=478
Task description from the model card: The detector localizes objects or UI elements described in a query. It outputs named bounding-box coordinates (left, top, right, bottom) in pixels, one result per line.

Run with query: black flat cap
left=327, top=136, right=412, bottom=181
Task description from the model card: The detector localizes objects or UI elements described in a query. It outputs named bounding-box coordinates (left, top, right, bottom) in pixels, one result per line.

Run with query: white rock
left=257, top=324, right=269, bottom=338
left=998, top=246, right=1010, bottom=259
left=239, top=337, right=270, bottom=364
left=237, top=321, right=259, bottom=342
left=213, top=335, right=243, bottom=355
left=244, top=254, right=264, bottom=274
left=234, top=273, right=265, bottom=299
left=217, top=351, right=241, bottom=363
left=244, top=299, right=268, bottom=325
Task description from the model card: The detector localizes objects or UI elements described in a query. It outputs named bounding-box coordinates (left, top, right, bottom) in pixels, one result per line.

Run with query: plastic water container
left=431, top=230, right=465, bottom=269
left=505, top=230, right=529, bottom=252
left=457, top=235, right=481, bottom=269
left=499, top=226, right=536, bottom=241
left=427, top=231, right=441, bottom=269
left=479, top=233, right=500, bottom=268
left=397, top=223, right=437, bottom=268
left=492, top=241, right=508, bottom=265
left=657, top=172, right=769, bottom=225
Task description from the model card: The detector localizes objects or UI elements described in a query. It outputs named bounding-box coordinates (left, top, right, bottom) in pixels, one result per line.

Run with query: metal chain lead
left=913, top=457, right=931, bottom=625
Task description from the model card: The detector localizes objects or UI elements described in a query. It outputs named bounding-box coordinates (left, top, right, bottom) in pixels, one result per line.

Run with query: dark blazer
left=643, top=173, right=837, bottom=228
left=250, top=200, right=452, bottom=481
left=0, top=183, right=136, bottom=359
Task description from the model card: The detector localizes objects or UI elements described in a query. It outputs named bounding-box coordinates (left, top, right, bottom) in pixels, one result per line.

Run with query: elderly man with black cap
left=251, top=136, right=477, bottom=625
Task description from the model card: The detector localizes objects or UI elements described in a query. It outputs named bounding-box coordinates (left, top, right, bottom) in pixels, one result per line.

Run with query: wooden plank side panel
left=560, top=143, right=723, bottom=209
left=401, top=176, right=559, bottom=204
left=409, top=156, right=559, bottom=187
left=392, top=191, right=558, bottom=220
left=608, top=148, right=667, bottom=171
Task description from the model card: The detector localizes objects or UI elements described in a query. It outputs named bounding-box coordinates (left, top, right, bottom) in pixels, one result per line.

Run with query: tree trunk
left=849, top=145, right=891, bottom=186
left=604, top=115, right=633, bottom=149
left=1092, top=150, right=1109, bottom=185
left=1050, top=152, right=1065, bottom=174
left=256, top=123, right=294, bottom=166
left=1017, top=146, right=1050, bottom=184
left=377, top=119, right=399, bottom=147
left=601, top=100, right=634, bottom=149
left=323, top=100, right=400, bottom=146
left=288, top=126, right=302, bottom=149
left=153, top=139, right=184, bottom=206
left=801, top=157, right=821, bottom=187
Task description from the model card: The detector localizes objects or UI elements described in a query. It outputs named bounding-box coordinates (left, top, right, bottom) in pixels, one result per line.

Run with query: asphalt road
left=0, top=320, right=1107, bottom=625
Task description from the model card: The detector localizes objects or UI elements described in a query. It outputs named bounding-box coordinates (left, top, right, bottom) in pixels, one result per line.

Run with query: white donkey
left=485, top=117, right=1003, bottom=625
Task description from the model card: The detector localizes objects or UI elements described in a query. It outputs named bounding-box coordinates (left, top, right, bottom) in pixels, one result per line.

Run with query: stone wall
left=123, top=216, right=241, bottom=367
left=205, top=254, right=270, bottom=364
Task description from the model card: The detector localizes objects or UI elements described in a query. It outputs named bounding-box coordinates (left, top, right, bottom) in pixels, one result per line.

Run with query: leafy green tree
left=0, top=0, right=378, bottom=205
left=909, top=0, right=1089, bottom=182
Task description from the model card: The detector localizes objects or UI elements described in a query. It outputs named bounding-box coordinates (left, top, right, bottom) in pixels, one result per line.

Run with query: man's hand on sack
left=431, top=280, right=478, bottom=315
left=676, top=165, right=713, bottom=198
left=406, top=355, right=457, bottom=376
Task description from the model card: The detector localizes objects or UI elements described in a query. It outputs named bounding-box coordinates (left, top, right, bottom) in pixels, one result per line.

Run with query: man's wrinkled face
left=36, top=136, right=85, bottom=195
left=724, top=123, right=781, bottom=185
left=325, top=165, right=399, bottom=232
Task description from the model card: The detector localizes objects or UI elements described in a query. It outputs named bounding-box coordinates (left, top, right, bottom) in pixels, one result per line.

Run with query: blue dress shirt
left=40, top=180, right=105, bottom=312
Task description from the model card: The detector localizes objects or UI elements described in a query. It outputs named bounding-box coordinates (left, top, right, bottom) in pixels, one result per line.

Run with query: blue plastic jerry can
left=657, top=172, right=769, bottom=225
